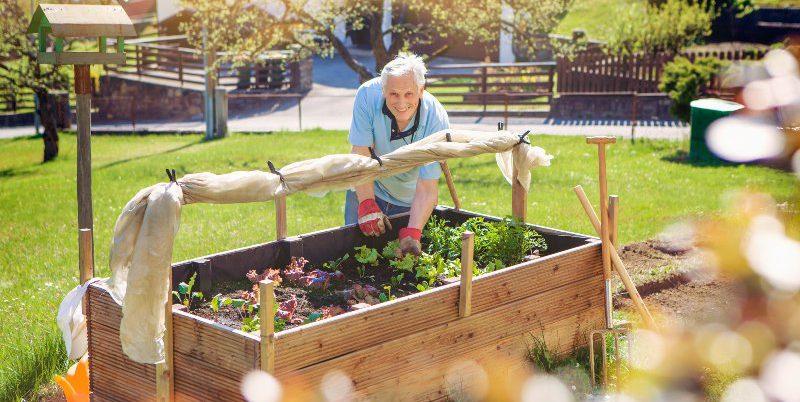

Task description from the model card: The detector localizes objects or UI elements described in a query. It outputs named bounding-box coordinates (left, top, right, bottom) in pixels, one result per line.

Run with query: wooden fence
left=1, top=87, right=37, bottom=114
left=557, top=48, right=769, bottom=94
left=106, top=36, right=295, bottom=91
left=426, top=61, right=556, bottom=117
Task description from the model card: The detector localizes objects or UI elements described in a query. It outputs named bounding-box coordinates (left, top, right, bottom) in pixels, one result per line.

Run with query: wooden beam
left=274, top=195, right=287, bottom=240
left=155, top=269, right=175, bottom=401
left=511, top=154, right=527, bottom=221
left=78, top=228, right=93, bottom=284
left=439, top=161, right=461, bottom=210
left=98, top=37, right=107, bottom=53
left=459, top=231, right=474, bottom=318
left=609, top=195, right=619, bottom=250
left=259, top=280, right=276, bottom=373
left=38, top=51, right=125, bottom=66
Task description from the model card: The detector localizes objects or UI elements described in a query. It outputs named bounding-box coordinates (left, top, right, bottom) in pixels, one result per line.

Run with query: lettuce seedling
left=173, top=272, right=203, bottom=309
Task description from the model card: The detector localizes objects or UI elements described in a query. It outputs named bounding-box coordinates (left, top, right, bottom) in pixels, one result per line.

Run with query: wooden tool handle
left=573, top=185, right=658, bottom=330
left=586, top=136, right=617, bottom=145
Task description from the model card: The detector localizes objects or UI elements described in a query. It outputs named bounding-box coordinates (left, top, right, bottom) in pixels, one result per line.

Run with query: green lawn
left=0, top=130, right=796, bottom=400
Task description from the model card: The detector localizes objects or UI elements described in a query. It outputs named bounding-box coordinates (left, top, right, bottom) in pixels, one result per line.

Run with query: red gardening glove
left=358, top=199, right=392, bottom=236
left=397, top=227, right=422, bottom=257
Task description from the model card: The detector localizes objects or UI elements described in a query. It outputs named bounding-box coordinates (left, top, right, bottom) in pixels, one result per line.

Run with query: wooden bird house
left=26, top=4, right=137, bottom=65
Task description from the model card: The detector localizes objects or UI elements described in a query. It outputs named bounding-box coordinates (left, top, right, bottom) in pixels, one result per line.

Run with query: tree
left=180, top=0, right=572, bottom=82
left=0, top=0, right=69, bottom=162
left=659, top=56, right=727, bottom=122
left=605, top=0, right=713, bottom=56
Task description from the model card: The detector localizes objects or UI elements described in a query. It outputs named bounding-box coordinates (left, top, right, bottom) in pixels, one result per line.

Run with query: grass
left=556, top=0, right=645, bottom=40
left=0, top=130, right=796, bottom=400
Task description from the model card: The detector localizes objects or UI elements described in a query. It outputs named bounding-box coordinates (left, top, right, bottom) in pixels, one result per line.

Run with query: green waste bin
left=690, top=98, right=744, bottom=162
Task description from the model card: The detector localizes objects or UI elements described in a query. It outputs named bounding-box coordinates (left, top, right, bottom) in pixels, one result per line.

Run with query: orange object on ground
left=54, top=354, right=89, bottom=402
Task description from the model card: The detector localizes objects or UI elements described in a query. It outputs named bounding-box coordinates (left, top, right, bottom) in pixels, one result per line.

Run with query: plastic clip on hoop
left=517, top=130, right=531, bottom=145
left=267, top=161, right=286, bottom=188
left=368, top=147, right=383, bottom=167
left=164, top=168, right=177, bottom=183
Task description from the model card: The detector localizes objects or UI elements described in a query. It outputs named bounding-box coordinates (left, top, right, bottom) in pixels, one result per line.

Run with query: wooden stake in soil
left=275, top=195, right=287, bottom=240
left=459, top=231, right=474, bottom=318
left=439, top=161, right=461, bottom=210
left=586, top=136, right=615, bottom=329
left=573, top=185, right=657, bottom=330
left=259, top=280, right=276, bottom=373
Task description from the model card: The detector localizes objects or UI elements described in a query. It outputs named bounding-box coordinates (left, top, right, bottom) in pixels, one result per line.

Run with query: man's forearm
left=407, top=179, right=439, bottom=229
left=352, top=145, right=375, bottom=202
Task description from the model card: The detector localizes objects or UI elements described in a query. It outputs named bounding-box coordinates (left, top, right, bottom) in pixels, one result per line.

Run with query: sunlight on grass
left=0, top=130, right=795, bottom=400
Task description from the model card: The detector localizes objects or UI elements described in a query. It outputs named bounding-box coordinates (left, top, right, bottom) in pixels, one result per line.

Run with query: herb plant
left=173, top=272, right=203, bottom=309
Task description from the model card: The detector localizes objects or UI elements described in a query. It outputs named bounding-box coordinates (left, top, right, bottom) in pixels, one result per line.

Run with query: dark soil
left=614, top=240, right=742, bottom=325
left=190, top=255, right=454, bottom=333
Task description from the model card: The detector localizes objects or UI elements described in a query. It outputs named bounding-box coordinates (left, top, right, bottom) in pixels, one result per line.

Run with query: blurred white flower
left=760, top=350, right=800, bottom=402
left=320, top=370, right=355, bottom=402
left=708, top=331, right=752, bottom=372
left=744, top=215, right=800, bottom=292
left=630, top=330, right=665, bottom=371
left=763, top=49, right=800, bottom=78
left=444, top=360, right=489, bottom=402
left=792, top=150, right=800, bottom=178
left=521, top=375, right=573, bottom=402
left=241, top=370, right=282, bottom=402
left=721, top=378, right=767, bottom=402
left=706, top=116, right=784, bottom=162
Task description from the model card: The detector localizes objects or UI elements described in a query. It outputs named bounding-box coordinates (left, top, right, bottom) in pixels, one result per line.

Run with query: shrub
left=605, top=0, right=713, bottom=56
left=658, top=56, right=728, bottom=122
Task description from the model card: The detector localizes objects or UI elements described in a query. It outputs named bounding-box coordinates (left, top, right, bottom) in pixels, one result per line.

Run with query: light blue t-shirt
left=349, top=77, right=450, bottom=207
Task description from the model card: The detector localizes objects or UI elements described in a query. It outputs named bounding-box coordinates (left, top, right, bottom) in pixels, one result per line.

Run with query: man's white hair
left=380, top=53, right=427, bottom=90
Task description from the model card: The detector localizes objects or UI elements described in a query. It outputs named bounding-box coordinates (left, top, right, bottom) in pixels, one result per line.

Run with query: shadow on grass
left=97, top=139, right=203, bottom=170
left=660, top=149, right=730, bottom=167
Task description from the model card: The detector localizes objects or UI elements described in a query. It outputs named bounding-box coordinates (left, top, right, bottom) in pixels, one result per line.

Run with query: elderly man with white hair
left=344, top=53, right=449, bottom=257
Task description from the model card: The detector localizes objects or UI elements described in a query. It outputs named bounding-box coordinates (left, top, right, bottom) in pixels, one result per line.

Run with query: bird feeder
left=26, top=3, right=136, bottom=280
left=26, top=4, right=139, bottom=397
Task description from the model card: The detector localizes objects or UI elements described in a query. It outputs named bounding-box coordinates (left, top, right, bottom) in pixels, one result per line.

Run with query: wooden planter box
left=86, top=206, right=605, bottom=401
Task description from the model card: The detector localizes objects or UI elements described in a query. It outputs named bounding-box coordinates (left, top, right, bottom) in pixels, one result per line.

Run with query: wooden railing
left=106, top=36, right=295, bottom=91
left=426, top=61, right=556, bottom=117
left=557, top=48, right=768, bottom=94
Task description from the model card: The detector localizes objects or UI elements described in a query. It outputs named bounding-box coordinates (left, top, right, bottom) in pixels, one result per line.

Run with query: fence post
left=504, top=93, right=509, bottom=129
left=297, top=95, right=302, bottom=131
left=481, top=67, right=487, bottom=113
left=630, top=92, right=637, bottom=144
left=136, top=46, right=141, bottom=76
left=177, top=50, right=184, bottom=86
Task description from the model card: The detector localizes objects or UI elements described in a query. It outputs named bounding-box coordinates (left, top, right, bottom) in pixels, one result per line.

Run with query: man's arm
left=407, top=178, right=439, bottom=230
left=351, top=145, right=375, bottom=202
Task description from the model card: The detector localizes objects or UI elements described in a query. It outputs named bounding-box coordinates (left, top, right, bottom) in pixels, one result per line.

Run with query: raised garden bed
left=86, top=206, right=605, bottom=401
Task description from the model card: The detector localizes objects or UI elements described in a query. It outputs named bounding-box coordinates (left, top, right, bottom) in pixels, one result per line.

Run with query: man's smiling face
left=383, top=73, right=424, bottom=124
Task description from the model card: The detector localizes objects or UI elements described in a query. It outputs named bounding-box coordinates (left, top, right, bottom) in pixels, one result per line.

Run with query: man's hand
left=358, top=199, right=392, bottom=236
left=396, top=227, right=422, bottom=257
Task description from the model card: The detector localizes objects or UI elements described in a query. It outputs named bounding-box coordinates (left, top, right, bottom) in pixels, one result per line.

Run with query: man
left=344, top=53, right=449, bottom=257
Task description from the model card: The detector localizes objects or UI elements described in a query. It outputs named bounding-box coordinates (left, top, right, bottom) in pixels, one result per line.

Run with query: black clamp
left=267, top=161, right=286, bottom=187
left=497, top=121, right=505, bottom=131
left=445, top=132, right=452, bottom=142
left=165, top=168, right=177, bottom=183
left=368, top=147, right=383, bottom=167
left=517, top=130, right=531, bottom=145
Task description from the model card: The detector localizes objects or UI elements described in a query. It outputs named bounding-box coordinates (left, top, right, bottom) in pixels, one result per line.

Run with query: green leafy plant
left=323, top=253, right=349, bottom=272
left=241, top=316, right=260, bottom=333
left=354, top=245, right=379, bottom=266
left=390, top=254, right=416, bottom=272
left=659, top=56, right=728, bottom=122
left=381, top=240, right=400, bottom=259
left=389, top=272, right=405, bottom=288
left=172, top=273, right=204, bottom=309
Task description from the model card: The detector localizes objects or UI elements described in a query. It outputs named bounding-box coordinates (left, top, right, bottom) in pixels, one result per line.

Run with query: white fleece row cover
left=100, top=129, right=552, bottom=363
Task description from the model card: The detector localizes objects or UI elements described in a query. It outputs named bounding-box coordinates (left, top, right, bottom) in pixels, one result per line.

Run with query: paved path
left=1, top=47, right=688, bottom=140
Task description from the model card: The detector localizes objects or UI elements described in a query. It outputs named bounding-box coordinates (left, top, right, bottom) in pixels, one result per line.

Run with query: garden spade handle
left=574, top=185, right=657, bottom=330
left=587, top=136, right=615, bottom=329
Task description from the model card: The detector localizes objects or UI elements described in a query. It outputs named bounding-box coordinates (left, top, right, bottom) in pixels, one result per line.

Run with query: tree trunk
left=37, top=90, right=60, bottom=162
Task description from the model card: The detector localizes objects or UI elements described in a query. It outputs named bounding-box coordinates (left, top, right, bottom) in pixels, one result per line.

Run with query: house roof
left=26, top=4, right=137, bottom=38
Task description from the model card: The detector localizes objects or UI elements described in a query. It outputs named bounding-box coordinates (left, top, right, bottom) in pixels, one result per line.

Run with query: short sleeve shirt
left=349, top=77, right=450, bottom=207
